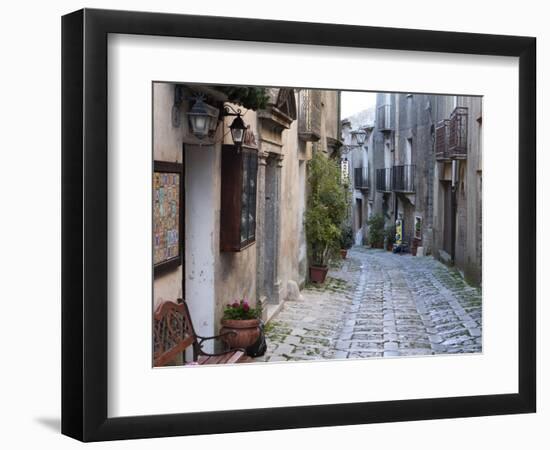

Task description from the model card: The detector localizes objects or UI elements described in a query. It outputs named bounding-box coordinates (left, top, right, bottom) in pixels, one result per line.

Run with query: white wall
left=185, top=144, right=218, bottom=346
left=0, top=1, right=546, bottom=450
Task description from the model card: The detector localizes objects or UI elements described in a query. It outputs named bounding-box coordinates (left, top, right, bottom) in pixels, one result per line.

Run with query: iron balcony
left=392, top=164, right=415, bottom=193
left=354, top=167, right=369, bottom=190
left=448, top=106, right=468, bottom=159
left=435, top=106, right=468, bottom=161
left=435, top=119, right=451, bottom=161
left=376, top=167, right=392, bottom=192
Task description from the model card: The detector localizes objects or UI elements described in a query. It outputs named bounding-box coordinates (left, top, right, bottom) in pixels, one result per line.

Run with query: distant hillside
left=344, top=107, right=375, bottom=130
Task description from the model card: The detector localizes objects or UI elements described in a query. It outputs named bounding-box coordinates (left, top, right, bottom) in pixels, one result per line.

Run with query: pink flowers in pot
left=223, top=297, right=259, bottom=320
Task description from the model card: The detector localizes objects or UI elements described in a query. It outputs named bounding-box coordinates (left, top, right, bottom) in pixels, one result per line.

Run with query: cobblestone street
left=258, top=247, right=482, bottom=362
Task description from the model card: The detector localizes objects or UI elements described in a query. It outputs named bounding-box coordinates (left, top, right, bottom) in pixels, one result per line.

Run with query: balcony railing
left=392, top=164, right=415, bottom=193
left=435, top=107, right=468, bottom=161
left=298, top=89, right=322, bottom=142
left=435, top=119, right=450, bottom=161
left=354, top=167, right=369, bottom=190
left=377, top=104, right=392, bottom=132
left=376, top=168, right=392, bottom=192
left=448, top=106, right=468, bottom=159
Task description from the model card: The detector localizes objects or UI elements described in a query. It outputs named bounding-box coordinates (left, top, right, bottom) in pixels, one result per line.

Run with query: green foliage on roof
left=211, top=86, right=270, bottom=110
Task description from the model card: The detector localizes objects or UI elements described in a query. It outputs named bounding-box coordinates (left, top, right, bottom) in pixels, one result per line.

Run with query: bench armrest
left=196, top=330, right=237, bottom=345
left=195, top=331, right=244, bottom=355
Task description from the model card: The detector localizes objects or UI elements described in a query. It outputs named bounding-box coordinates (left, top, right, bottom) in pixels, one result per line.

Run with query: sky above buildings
left=340, top=91, right=376, bottom=120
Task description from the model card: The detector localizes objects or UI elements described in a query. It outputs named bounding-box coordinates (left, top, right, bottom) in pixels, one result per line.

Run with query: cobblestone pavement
left=257, top=247, right=482, bottom=362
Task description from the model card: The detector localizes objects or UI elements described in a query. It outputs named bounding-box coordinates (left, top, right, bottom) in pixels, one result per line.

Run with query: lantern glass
left=229, top=115, right=246, bottom=145
left=231, top=127, right=244, bottom=144
left=191, top=115, right=208, bottom=137
left=187, top=97, right=219, bottom=139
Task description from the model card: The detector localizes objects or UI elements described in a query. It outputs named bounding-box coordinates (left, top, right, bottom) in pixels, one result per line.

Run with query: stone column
left=261, top=152, right=285, bottom=306
left=271, top=153, right=284, bottom=304
left=255, top=150, right=269, bottom=320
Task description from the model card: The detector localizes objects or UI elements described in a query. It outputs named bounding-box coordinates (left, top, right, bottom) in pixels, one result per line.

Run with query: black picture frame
left=62, top=8, right=536, bottom=442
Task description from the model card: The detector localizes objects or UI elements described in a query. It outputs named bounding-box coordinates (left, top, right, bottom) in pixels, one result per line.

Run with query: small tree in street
left=305, top=150, right=348, bottom=268
left=340, top=223, right=354, bottom=250
left=367, top=213, right=385, bottom=248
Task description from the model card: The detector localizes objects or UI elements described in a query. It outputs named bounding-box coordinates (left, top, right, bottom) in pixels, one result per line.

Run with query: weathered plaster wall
left=431, top=95, right=482, bottom=286
left=431, top=94, right=456, bottom=259
left=153, top=87, right=260, bottom=343
left=372, top=92, right=395, bottom=225
left=278, top=100, right=302, bottom=300
left=153, top=83, right=224, bottom=345
left=297, top=139, right=310, bottom=287
left=318, top=90, right=340, bottom=154
left=152, top=83, right=184, bottom=310
left=323, top=90, right=340, bottom=142
left=214, top=106, right=260, bottom=328
left=394, top=93, right=434, bottom=251
left=462, top=96, right=483, bottom=286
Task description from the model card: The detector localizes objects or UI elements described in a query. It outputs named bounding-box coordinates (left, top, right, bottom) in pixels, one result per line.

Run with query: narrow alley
left=258, top=248, right=482, bottom=362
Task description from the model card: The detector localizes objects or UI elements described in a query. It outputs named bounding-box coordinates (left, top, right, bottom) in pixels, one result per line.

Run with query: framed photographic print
left=62, top=8, right=536, bottom=442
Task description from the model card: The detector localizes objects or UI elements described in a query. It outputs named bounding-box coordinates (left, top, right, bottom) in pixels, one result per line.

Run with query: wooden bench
left=153, top=299, right=248, bottom=366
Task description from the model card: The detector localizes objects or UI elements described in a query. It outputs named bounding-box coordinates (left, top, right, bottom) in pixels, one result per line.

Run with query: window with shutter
left=220, top=145, right=258, bottom=251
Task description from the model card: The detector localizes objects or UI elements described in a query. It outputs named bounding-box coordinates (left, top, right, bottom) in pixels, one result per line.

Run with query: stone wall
left=370, top=92, right=482, bottom=286
left=278, top=100, right=302, bottom=300
left=394, top=93, right=435, bottom=252
left=462, top=96, right=483, bottom=286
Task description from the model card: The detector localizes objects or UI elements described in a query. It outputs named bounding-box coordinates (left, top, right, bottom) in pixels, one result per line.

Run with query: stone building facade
left=431, top=95, right=483, bottom=286
left=341, top=109, right=375, bottom=246
left=343, top=93, right=482, bottom=287
left=153, top=83, right=340, bottom=349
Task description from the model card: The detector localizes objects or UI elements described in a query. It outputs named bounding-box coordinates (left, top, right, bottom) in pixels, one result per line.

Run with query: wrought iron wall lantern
left=187, top=95, right=220, bottom=139
left=341, top=128, right=368, bottom=154
left=351, top=129, right=367, bottom=146
left=222, top=105, right=247, bottom=147
left=181, top=91, right=250, bottom=148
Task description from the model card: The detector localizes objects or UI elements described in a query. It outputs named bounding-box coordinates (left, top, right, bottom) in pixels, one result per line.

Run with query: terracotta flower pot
left=309, top=265, right=328, bottom=284
left=220, top=318, right=261, bottom=349
left=340, top=249, right=348, bottom=259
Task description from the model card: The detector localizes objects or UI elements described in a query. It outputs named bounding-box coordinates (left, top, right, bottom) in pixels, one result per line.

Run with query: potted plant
left=384, top=224, right=396, bottom=251
left=220, top=298, right=261, bottom=350
left=367, top=213, right=385, bottom=248
left=339, top=223, right=354, bottom=259
left=305, top=150, right=347, bottom=283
